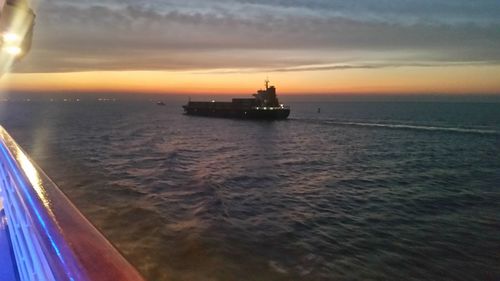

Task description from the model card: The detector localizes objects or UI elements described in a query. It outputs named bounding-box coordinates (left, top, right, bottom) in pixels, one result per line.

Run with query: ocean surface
left=0, top=97, right=499, bottom=281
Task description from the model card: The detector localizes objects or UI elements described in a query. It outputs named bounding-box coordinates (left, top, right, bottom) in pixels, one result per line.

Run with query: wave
left=294, top=118, right=500, bottom=135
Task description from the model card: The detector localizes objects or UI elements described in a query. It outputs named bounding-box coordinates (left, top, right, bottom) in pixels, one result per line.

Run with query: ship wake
left=294, top=118, right=500, bottom=136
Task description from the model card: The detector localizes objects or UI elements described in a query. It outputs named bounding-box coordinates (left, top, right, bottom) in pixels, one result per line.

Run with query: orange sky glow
left=2, top=64, right=500, bottom=95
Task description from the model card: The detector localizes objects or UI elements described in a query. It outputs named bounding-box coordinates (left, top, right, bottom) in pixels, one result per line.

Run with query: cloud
left=13, top=0, right=500, bottom=73
left=196, top=61, right=500, bottom=74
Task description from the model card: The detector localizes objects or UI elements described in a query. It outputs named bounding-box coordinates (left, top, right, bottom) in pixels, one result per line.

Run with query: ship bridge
left=253, top=79, right=280, bottom=107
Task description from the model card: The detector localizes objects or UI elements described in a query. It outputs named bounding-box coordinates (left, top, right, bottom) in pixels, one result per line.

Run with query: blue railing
left=0, top=126, right=145, bottom=281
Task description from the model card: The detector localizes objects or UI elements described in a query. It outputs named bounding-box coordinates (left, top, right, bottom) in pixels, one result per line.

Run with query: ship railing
left=0, top=126, right=145, bottom=281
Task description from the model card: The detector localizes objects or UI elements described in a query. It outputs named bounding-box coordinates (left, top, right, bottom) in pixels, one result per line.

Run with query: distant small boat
left=157, top=101, right=166, bottom=106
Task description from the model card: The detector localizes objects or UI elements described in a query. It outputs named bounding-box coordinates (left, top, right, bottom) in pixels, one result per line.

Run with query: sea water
left=1, top=98, right=499, bottom=281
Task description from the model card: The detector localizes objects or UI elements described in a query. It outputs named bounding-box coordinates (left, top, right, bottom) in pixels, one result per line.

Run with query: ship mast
left=265, top=78, right=270, bottom=90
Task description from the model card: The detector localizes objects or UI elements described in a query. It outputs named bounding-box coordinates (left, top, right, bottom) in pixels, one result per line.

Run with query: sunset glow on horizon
left=2, top=0, right=500, bottom=96
left=3, top=64, right=500, bottom=95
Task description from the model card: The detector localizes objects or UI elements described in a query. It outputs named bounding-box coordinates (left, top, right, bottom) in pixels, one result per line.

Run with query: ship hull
left=183, top=106, right=290, bottom=120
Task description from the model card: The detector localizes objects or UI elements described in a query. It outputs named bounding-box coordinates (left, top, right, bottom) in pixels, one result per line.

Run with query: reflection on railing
left=0, top=126, right=145, bottom=281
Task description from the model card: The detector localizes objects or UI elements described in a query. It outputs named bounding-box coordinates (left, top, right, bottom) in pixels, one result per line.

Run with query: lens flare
left=0, top=0, right=35, bottom=77
left=4, top=46, right=22, bottom=56
left=3, top=32, right=20, bottom=43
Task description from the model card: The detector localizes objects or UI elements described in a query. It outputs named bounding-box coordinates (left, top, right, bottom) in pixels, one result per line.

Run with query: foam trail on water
left=293, top=118, right=500, bottom=135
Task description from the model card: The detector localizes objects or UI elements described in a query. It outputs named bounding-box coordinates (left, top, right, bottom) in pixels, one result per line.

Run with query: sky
left=2, top=0, right=500, bottom=95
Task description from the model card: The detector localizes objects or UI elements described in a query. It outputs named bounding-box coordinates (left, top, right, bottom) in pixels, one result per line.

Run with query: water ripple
left=1, top=100, right=499, bottom=281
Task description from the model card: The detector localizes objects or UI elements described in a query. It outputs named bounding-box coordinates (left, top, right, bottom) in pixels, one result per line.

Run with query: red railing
left=0, top=126, right=145, bottom=281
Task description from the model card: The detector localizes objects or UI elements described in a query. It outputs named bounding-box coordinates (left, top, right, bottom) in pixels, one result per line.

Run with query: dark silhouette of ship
left=183, top=79, right=290, bottom=120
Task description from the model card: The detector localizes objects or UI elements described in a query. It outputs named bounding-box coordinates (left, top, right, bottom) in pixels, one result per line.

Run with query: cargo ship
left=183, top=80, right=290, bottom=120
